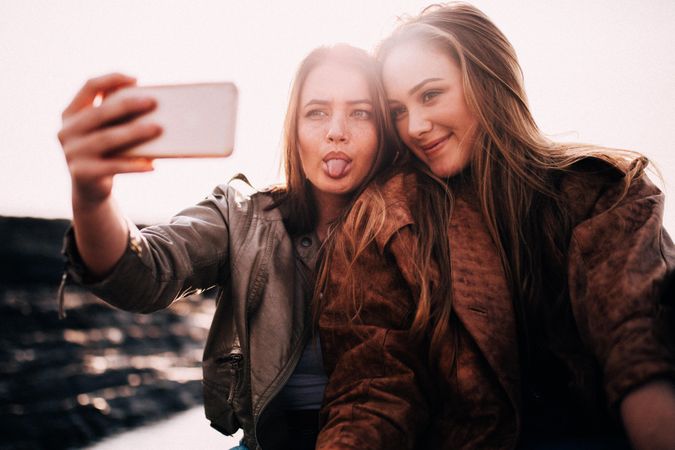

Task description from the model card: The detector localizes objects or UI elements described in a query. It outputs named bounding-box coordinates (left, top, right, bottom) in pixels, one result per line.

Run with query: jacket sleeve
left=317, top=227, right=430, bottom=450
left=62, top=184, right=235, bottom=313
left=567, top=174, right=675, bottom=407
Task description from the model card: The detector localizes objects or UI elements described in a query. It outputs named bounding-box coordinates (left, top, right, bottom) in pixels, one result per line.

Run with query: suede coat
left=318, top=160, right=675, bottom=449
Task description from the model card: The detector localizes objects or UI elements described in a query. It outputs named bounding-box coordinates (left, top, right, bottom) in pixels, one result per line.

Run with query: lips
left=419, top=134, right=451, bottom=154
left=323, top=151, right=352, bottom=179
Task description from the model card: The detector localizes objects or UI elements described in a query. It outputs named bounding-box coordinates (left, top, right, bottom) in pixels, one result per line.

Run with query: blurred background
left=1, top=0, right=674, bottom=448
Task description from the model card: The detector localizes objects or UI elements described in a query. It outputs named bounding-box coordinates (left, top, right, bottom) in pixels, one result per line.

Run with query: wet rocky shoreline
left=0, top=217, right=215, bottom=449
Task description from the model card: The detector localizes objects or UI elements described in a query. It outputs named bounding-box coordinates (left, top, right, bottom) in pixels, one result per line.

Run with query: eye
left=306, top=109, right=328, bottom=118
left=421, top=90, right=441, bottom=103
left=390, top=105, right=407, bottom=121
left=351, top=109, right=372, bottom=120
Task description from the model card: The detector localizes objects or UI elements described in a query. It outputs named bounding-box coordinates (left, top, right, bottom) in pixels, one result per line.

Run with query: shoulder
left=561, top=156, right=669, bottom=266
left=347, top=169, right=419, bottom=252
left=209, top=177, right=283, bottom=221
left=559, top=156, right=663, bottom=225
left=374, top=168, right=419, bottom=207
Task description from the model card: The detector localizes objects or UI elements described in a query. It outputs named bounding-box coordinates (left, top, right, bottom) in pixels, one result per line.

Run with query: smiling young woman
left=316, top=3, right=675, bottom=450
left=382, top=40, right=478, bottom=178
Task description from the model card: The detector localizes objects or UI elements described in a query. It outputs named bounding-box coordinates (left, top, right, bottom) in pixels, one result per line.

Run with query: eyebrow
left=408, top=78, right=443, bottom=95
left=303, top=99, right=373, bottom=107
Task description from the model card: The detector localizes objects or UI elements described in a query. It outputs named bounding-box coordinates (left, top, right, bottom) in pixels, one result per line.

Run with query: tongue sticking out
left=325, top=159, right=349, bottom=178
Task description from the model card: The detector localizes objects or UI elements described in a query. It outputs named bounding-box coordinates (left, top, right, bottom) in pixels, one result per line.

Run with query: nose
left=326, top=114, right=348, bottom=143
left=407, top=109, right=432, bottom=139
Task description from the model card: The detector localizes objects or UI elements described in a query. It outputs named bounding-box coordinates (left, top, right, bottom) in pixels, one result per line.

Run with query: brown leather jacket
left=62, top=180, right=318, bottom=450
left=318, top=160, right=675, bottom=449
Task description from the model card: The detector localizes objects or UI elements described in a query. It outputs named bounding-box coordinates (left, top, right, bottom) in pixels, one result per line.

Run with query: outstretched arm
left=59, top=74, right=233, bottom=314
left=568, top=173, right=675, bottom=449
left=58, top=73, right=160, bottom=277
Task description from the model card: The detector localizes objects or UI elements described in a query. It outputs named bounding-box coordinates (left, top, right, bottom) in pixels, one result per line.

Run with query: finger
left=62, top=73, right=136, bottom=118
left=70, top=157, right=155, bottom=180
left=60, top=94, right=156, bottom=142
left=64, top=120, right=161, bottom=160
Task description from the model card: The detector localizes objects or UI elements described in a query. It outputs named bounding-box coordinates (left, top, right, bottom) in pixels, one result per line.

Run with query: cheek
left=297, top=128, right=321, bottom=159
left=460, top=117, right=479, bottom=148
left=349, top=126, right=378, bottom=175
left=296, top=148, right=311, bottom=181
left=353, top=122, right=377, bottom=147
left=296, top=136, right=319, bottom=177
left=458, top=102, right=478, bottom=134
left=363, top=128, right=379, bottom=163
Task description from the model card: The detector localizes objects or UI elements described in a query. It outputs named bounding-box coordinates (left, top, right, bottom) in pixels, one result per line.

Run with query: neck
left=313, top=189, right=349, bottom=242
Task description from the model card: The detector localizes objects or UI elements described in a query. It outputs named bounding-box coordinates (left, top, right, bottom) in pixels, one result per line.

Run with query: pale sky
left=1, top=0, right=674, bottom=233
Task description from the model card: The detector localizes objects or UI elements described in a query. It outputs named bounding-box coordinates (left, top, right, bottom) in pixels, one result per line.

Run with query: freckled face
left=297, top=62, right=378, bottom=198
left=382, top=41, right=478, bottom=178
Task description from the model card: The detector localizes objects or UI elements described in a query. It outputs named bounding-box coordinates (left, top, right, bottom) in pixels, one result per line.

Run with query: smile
left=420, top=134, right=451, bottom=155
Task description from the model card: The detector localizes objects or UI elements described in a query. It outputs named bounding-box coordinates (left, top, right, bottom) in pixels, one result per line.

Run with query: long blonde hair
left=327, top=3, right=647, bottom=361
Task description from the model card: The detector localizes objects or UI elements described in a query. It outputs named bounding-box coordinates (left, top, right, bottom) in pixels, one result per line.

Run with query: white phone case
left=105, top=82, right=238, bottom=158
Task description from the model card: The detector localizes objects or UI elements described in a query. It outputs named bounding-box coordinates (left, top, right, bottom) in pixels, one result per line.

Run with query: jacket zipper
left=57, top=271, right=69, bottom=319
left=224, top=353, right=243, bottom=405
left=240, top=224, right=273, bottom=448
left=252, top=327, right=310, bottom=448
left=248, top=227, right=312, bottom=449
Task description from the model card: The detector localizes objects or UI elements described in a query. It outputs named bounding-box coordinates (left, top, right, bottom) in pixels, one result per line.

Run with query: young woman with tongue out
left=316, top=4, right=675, bottom=450
left=57, top=44, right=399, bottom=450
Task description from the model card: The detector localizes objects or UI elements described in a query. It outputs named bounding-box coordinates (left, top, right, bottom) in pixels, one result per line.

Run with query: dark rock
left=0, top=216, right=70, bottom=285
left=0, top=217, right=216, bottom=449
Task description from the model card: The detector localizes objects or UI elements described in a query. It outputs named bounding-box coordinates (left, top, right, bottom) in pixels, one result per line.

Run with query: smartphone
left=104, top=82, right=238, bottom=158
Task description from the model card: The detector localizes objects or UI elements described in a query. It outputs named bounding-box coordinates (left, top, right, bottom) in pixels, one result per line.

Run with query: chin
left=430, top=165, right=457, bottom=178
left=315, top=181, right=353, bottom=197
left=430, top=158, right=469, bottom=179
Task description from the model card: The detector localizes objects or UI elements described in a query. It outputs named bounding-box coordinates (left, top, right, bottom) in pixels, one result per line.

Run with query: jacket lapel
left=449, top=195, right=521, bottom=411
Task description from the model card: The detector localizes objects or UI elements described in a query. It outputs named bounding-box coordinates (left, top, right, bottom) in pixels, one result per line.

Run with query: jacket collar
left=374, top=171, right=417, bottom=250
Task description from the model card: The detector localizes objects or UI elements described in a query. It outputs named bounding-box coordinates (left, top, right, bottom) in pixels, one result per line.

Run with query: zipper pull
left=57, top=271, right=69, bottom=319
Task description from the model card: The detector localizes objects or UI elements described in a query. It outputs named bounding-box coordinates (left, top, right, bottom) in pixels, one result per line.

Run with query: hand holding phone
left=104, top=82, right=238, bottom=158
